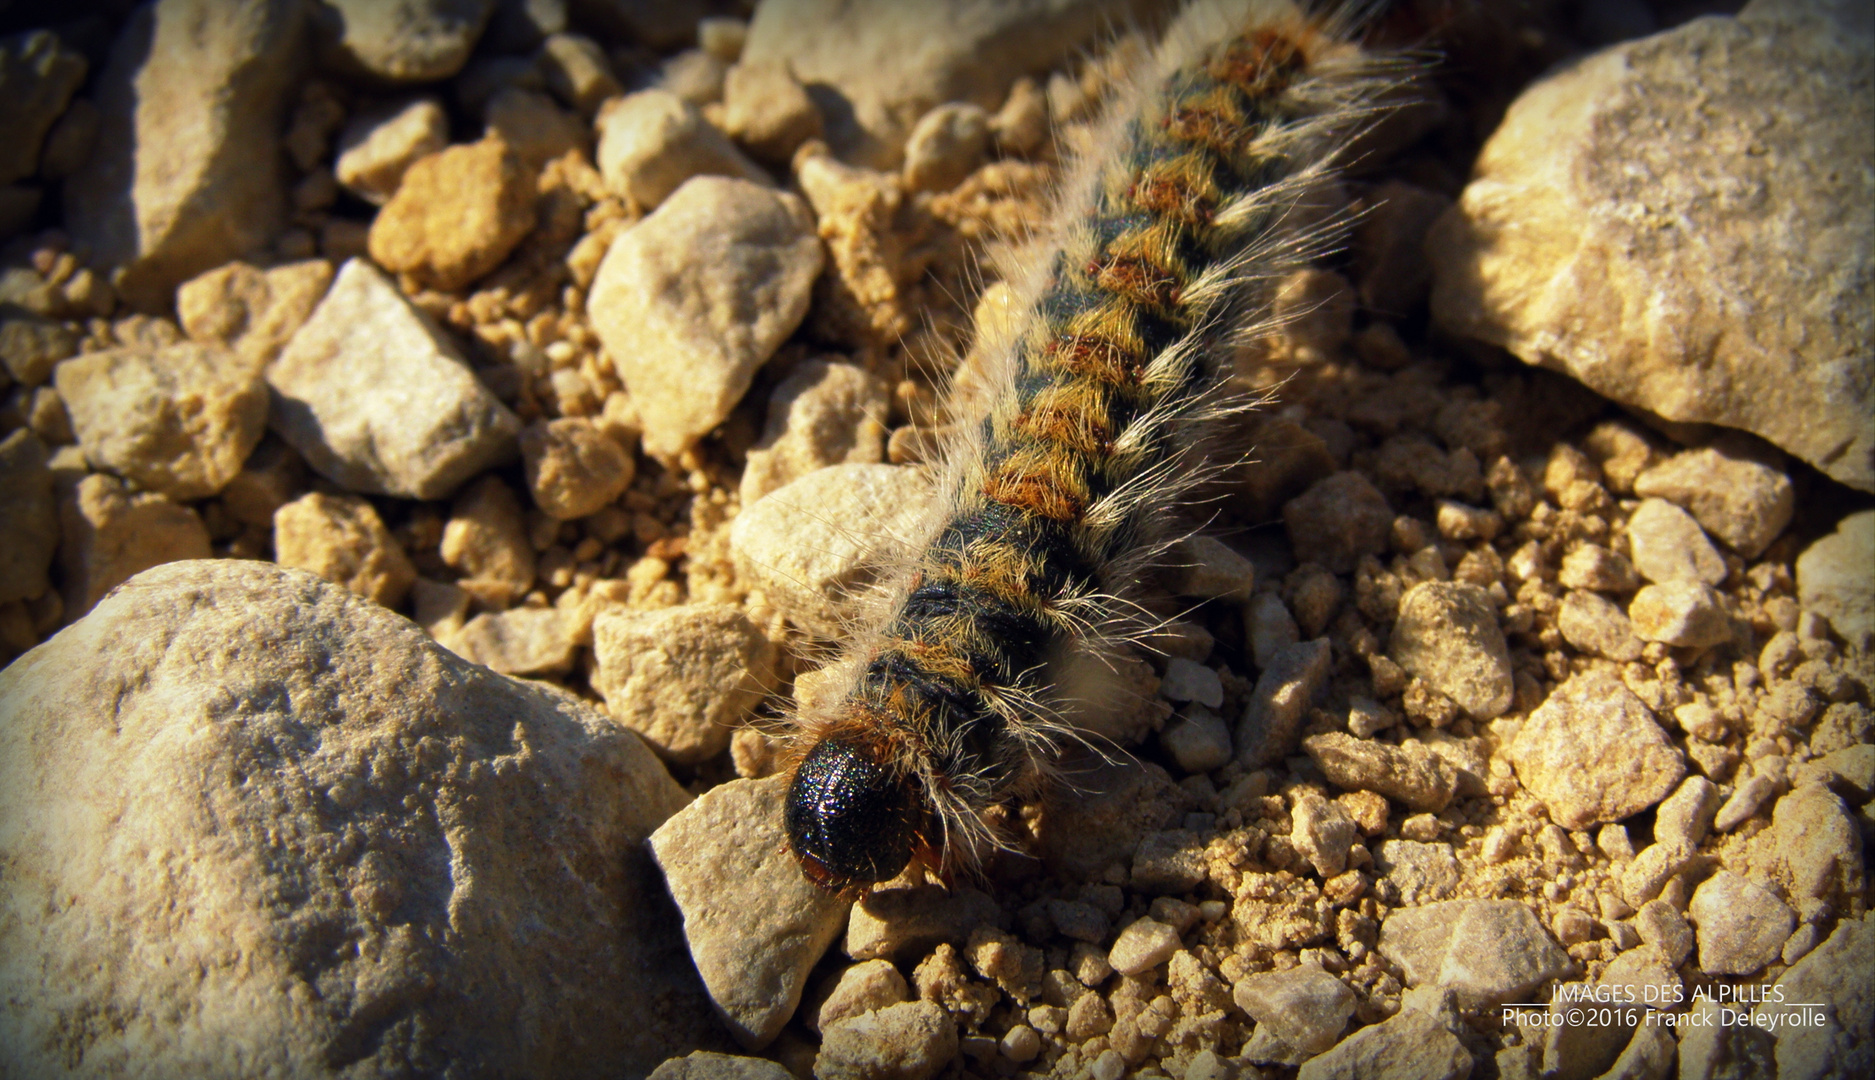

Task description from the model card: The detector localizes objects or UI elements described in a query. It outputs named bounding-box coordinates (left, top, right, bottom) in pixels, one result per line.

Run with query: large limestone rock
left=1428, top=1, right=1874, bottom=491
left=0, top=560, right=714, bottom=1077
left=64, top=0, right=307, bottom=311
left=740, top=0, right=1164, bottom=167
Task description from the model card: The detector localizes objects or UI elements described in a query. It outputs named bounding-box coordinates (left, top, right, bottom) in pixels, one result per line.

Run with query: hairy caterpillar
left=783, top=0, right=1401, bottom=896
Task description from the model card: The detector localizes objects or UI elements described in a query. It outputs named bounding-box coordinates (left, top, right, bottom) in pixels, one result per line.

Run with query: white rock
left=1295, top=1005, right=1471, bottom=1080
left=1557, top=588, right=1643, bottom=661
left=268, top=258, right=520, bottom=500
left=815, top=1000, right=958, bottom=1080
left=1377, top=899, right=1570, bottom=1010
left=1762, top=914, right=1875, bottom=1080
left=813, top=959, right=909, bottom=1034
left=0, top=559, right=704, bottom=1076
left=1234, top=964, right=1355, bottom=1063
left=1245, top=591, right=1300, bottom=669
left=588, top=177, right=820, bottom=459
left=649, top=775, right=850, bottom=1049
left=1108, top=917, right=1181, bottom=976
left=1629, top=580, right=1731, bottom=648
left=449, top=605, right=579, bottom=676
left=740, top=358, right=888, bottom=506
left=1159, top=657, right=1223, bottom=709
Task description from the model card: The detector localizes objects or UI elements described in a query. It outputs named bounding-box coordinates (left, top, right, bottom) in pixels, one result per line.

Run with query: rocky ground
left=0, top=0, right=1870, bottom=1078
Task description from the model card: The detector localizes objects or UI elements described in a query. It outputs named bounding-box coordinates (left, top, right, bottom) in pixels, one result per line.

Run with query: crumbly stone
left=1557, top=588, right=1643, bottom=661
left=367, top=137, right=538, bottom=293
left=1389, top=581, right=1514, bottom=719
left=740, top=359, right=888, bottom=506
left=520, top=417, right=635, bottom=520
left=58, top=472, right=212, bottom=617
left=439, top=474, right=535, bottom=605
left=56, top=341, right=267, bottom=500
left=177, top=259, right=334, bottom=364
left=272, top=491, right=415, bottom=609
left=591, top=604, right=775, bottom=765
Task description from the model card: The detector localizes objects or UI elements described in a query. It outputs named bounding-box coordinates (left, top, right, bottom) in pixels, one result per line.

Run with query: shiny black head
left=784, top=736, right=922, bottom=895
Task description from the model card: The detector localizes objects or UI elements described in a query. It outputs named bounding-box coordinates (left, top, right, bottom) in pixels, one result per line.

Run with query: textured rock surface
left=1508, top=670, right=1686, bottom=829
left=520, top=416, right=635, bottom=519
left=64, top=0, right=306, bottom=311
left=1295, top=1006, right=1471, bottom=1080
left=1236, top=638, right=1331, bottom=766
left=1304, top=733, right=1459, bottom=813
left=816, top=1000, right=958, bottom=1080
left=650, top=774, right=849, bottom=1049
left=56, top=341, right=268, bottom=500
left=268, top=259, right=520, bottom=499
left=1631, top=443, right=1794, bottom=558
left=591, top=603, right=775, bottom=765
left=741, top=359, right=888, bottom=506
left=1688, top=870, right=1794, bottom=976
left=588, top=176, right=821, bottom=458
left=1428, top=4, right=1875, bottom=491
left=177, top=259, right=334, bottom=364
left=0, top=560, right=707, bottom=1077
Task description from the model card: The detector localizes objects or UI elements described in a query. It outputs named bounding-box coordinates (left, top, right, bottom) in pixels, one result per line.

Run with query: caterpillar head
left=784, top=734, right=923, bottom=898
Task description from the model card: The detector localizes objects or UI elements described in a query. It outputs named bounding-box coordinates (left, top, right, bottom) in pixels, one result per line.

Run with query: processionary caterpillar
left=783, top=0, right=1404, bottom=896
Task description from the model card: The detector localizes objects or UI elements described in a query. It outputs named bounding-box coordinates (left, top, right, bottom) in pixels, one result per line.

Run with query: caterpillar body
left=783, top=0, right=1400, bottom=896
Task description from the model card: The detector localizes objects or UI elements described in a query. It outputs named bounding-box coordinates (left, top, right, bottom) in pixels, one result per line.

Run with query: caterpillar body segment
left=784, top=0, right=1403, bottom=898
